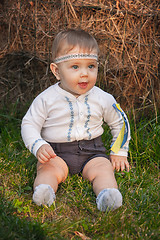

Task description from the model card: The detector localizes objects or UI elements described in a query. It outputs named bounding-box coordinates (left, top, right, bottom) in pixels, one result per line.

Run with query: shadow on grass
left=0, top=195, right=48, bottom=240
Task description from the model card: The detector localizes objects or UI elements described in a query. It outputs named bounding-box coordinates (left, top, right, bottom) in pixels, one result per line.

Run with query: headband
left=54, top=53, right=98, bottom=63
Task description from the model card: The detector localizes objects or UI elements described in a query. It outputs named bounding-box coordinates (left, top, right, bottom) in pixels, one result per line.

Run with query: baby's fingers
left=124, top=160, right=130, bottom=172
left=120, top=160, right=130, bottom=172
left=45, top=145, right=57, bottom=158
left=120, top=161, right=125, bottom=172
left=37, top=153, right=49, bottom=164
left=115, top=161, right=121, bottom=172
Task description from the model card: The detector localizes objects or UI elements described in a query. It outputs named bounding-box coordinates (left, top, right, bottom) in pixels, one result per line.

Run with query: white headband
left=54, top=53, right=98, bottom=63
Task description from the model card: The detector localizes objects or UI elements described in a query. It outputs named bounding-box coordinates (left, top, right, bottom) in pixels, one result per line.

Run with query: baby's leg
left=33, top=156, right=68, bottom=206
left=82, top=157, right=122, bottom=211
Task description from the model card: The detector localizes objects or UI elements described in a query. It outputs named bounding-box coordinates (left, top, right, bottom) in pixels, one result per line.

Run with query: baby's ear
left=50, top=63, right=60, bottom=80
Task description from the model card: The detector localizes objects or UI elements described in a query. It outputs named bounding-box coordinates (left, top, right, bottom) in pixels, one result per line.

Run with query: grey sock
left=33, top=184, right=56, bottom=207
left=96, top=188, right=122, bottom=212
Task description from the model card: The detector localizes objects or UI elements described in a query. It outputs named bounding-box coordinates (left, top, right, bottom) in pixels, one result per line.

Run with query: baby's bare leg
left=82, top=157, right=122, bottom=211
left=82, top=157, right=117, bottom=195
left=33, top=156, right=68, bottom=206
left=34, top=156, right=68, bottom=192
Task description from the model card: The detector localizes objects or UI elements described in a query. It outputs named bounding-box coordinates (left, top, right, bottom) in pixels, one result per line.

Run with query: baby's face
left=51, top=46, right=98, bottom=97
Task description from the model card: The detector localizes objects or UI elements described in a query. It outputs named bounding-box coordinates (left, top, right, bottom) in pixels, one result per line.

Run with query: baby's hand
left=36, top=144, right=57, bottom=164
left=110, top=155, right=130, bottom=172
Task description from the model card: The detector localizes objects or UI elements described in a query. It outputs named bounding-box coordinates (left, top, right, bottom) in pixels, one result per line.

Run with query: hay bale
left=0, top=0, right=159, bottom=112
left=0, top=52, right=55, bottom=109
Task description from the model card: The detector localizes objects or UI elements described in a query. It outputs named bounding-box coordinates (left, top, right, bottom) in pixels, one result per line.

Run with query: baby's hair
left=51, top=29, right=99, bottom=61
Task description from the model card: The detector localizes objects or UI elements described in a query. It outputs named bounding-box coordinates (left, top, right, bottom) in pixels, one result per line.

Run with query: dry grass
left=0, top=0, right=159, bottom=111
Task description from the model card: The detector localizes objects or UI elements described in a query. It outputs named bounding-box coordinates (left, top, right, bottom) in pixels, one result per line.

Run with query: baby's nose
left=80, top=68, right=88, bottom=77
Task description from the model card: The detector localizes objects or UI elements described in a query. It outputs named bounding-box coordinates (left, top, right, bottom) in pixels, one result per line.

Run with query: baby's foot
left=33, top=184, right=56, bottom=207
left=96, top=188, right=122, bottom=212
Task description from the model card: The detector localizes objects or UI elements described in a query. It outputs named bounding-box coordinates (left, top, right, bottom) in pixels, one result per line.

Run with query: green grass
left=0, top=107, right=159, bottom=240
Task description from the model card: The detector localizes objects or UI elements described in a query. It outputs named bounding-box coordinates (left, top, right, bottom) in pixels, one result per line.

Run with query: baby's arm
left=102, top=94, right=131, bottom=172
left=110, top=155, right=130, bottom=172
left=36, top=144, right=57, bottom=164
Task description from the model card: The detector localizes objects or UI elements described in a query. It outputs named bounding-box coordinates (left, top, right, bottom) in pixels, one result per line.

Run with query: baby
left=21, top=29, right=130, bottom=211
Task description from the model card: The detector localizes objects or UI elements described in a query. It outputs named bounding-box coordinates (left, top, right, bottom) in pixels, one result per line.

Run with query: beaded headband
left=54, top=53, right=98, bottom=63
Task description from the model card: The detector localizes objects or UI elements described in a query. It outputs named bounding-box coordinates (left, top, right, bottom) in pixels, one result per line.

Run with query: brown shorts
left=48, top=136, right=109, bottom=175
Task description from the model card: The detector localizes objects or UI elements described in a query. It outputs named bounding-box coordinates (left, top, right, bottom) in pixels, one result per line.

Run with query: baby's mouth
left=78, top=82, right=88, bottom=89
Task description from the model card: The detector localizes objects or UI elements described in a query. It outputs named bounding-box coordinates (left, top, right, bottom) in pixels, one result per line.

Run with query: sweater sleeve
left=102, top=93, right=131, bottom=157
left=21, top=95, right=49, bottom=157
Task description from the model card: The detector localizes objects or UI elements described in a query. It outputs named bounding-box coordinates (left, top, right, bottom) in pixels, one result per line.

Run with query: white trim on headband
left=54, top=53, right=98, bottom=63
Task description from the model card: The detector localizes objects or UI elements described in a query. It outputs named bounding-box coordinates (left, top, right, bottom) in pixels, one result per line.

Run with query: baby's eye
left=88, top=64, right=96, bottom=69
left=72, top=65, right=79, bottom=69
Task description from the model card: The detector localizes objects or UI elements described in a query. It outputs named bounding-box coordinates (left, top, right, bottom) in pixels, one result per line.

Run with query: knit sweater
left=21, top=83, right=131, bottom=157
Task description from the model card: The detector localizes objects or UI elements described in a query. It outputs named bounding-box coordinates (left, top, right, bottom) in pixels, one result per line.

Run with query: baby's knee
left=36, top=157, right=68, bottom=182
left=82, top=158, right=113, bottom=181
left=56, top=165, right=68, bottom=183
left=54, top=156, right=69, bottom=183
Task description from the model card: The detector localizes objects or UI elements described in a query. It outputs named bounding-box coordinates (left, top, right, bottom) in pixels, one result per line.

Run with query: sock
left=96, top=188, right=122, bottom=212
left=33, top=184, right=56, bottom=207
